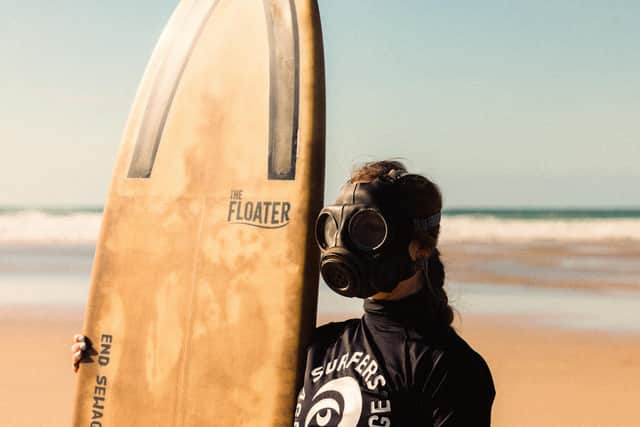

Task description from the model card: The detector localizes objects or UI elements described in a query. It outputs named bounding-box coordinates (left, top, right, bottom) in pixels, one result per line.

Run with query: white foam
left=441, top=215, right=640, bottom=242
left=0, top=211, right=102, bottom=245
left=2, top=211, right=640, bottom=246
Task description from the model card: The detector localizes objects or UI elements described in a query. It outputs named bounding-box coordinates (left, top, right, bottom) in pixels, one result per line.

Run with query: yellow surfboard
left=71, top=0, right=325, bottom=425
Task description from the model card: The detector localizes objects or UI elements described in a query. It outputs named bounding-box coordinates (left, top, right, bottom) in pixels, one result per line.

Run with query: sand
left=455, top=315, right=640, bottom=427
left=0, top=306, right=83, bottom=427
left=1, top=306, right=639, bottom=426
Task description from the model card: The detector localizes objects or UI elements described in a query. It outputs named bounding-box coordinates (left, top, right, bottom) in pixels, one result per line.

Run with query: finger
left=73, top=350, right=83, bottom=363
left=71, top=342, right=87, bottom=353
left=73, top=334, right=85, bottom=343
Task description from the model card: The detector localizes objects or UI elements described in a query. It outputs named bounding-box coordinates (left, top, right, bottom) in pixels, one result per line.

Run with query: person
left=293, top=160, right=495, bottom=426
left=72, top=160, right=495, bottom=426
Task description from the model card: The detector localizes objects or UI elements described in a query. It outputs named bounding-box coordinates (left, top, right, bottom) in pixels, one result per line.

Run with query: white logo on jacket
left=303, top=377, right=362, bottom=427
left=294, top=352, right=392, bottom=427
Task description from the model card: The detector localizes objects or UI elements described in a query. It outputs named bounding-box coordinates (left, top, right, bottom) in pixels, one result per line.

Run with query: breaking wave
left=1, top=209, right=640, bottom=245
left=0, top=210, right=102, bottom=245
left=441, top=215, right=640, bottom=242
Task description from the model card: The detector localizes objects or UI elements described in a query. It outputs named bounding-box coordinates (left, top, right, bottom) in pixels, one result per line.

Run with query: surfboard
left=71, top=0, right=325, bottom=425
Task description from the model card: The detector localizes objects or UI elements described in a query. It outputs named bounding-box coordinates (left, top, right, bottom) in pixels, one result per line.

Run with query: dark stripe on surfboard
left=264, top=0, right=300, bottom=181
left=127, top=0, right=220, bottom=179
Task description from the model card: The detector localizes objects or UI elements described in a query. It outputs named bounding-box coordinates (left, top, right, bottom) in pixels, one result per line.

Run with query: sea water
left=2, top=207, right=640, bottom=334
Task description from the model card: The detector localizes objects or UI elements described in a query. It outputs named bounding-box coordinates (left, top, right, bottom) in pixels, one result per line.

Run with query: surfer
left=295, top=160, right=495, bottom=426
left=72, top=160, right=495, bottom=425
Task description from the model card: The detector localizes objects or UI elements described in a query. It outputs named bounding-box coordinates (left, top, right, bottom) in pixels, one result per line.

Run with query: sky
left=1, top=0, right=639, bottom=207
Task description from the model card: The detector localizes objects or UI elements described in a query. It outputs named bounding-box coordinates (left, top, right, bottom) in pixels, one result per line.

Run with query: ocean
left=2, top=206, right=640, bottom=245
left=1, top=207, right=640, bottom=333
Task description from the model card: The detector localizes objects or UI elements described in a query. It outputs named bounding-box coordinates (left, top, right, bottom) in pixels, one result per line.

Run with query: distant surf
left=0, top=207, right=102, bottom=245
left=442, top=209, right=640, bottom=242
left=1, top=207, right=640, bottom=245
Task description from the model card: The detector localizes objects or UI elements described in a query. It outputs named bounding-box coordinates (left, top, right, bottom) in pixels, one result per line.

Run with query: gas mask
left=315, top=172, right=441, bottom=298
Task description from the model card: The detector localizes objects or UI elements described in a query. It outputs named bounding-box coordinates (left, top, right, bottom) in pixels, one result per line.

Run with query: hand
left=71, top=334, right=87, bottom=373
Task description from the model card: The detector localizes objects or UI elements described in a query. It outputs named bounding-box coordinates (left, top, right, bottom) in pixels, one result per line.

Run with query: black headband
left=413, top=212, right=442, bottom=231
left=386, top=169, right=442, bottom=231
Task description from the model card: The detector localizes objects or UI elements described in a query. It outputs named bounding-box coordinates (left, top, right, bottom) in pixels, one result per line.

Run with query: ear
left=408, top=239, right=433, bottom=261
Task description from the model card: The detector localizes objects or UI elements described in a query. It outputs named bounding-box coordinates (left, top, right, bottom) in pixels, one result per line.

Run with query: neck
left=370, top=272, right=423, bottom=301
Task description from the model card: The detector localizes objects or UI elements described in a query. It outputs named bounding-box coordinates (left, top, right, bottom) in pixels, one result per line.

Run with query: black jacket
left=294, top=291, right=495, bottom=426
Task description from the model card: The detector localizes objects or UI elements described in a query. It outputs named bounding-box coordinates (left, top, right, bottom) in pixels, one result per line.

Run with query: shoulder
left=315, top=319, right=357, bottom=335
left=312, top=318, right=361, bottom=347
left=420, top=328, right=496, bottom=425
left=442, top=328, right=492, bottom=374
left=426, top=327, right=495, bottom=397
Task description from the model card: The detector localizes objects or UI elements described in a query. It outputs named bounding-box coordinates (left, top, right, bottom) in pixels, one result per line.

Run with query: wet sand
left=2, top=306, right=639, bottom=426
left=442, top=240, right=640, bottom=291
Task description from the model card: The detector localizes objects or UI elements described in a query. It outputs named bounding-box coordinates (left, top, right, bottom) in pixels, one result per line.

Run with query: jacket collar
left=363, top=288, right=433, bottom=330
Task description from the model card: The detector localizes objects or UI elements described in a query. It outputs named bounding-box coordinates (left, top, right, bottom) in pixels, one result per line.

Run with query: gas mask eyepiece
left=349, top=209, right=387, bottom=251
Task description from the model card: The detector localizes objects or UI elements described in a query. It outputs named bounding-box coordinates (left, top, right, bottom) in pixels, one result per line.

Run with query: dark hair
left=351, top=160, right=454, bottom=328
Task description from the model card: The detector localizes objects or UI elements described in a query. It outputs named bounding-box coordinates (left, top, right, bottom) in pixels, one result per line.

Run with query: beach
left=464, top=316, right=640, bottom=427
left=0, top=306, right=82, bottom=427
left=4, top=0, right=640, bottom=423
left=2, top=307, right=639, bottom=426
left=1, top=210, right=640, bottom=426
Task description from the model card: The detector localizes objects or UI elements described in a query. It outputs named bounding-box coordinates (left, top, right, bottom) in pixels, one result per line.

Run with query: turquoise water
left=444, top=208, right=640, bottom=219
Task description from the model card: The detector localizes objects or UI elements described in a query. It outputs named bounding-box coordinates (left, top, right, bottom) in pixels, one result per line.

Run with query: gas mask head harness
left=315, top=170, right=441, bottom=298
